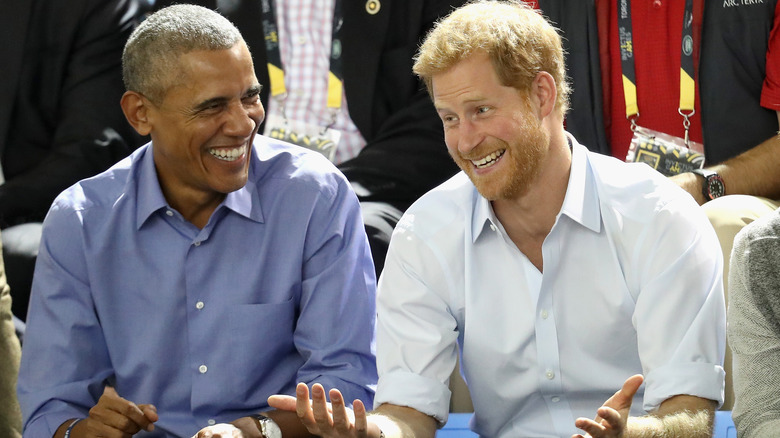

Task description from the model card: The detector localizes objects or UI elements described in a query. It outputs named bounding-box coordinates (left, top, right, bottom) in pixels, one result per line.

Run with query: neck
left=494, top=127, right=571, bottom=233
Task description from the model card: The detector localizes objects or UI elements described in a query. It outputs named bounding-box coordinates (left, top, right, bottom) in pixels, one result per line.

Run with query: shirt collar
left=135, top=143, right=265, bottom=229
left=470, top=133, right=602, bottom=242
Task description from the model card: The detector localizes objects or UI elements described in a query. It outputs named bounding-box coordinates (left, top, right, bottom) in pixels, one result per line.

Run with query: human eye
left=476, top=105, right=491, bottom=115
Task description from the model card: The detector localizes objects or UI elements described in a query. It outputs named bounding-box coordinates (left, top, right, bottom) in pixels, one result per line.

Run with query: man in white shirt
left=269, top=2, right=725, bottom=437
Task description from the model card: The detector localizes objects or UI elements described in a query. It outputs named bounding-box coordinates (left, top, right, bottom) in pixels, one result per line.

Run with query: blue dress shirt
left=18, top=137, right=378, bottom=437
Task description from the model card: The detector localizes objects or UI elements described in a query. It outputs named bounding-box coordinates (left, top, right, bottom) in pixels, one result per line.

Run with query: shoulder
left=48, top=146, right=144, bottom=222
left=249, top=136, right=351, bottom=202
left=396, top=172, right=473, bottom=239
left=587, top=149, right=701, bottom=220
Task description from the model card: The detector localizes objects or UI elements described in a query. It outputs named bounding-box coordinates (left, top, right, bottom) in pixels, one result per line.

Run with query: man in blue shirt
left=17, top=5, right=377, bottom=438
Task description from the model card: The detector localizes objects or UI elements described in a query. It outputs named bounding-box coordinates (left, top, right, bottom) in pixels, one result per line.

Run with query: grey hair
left=122, top=4, right=244, bottom=104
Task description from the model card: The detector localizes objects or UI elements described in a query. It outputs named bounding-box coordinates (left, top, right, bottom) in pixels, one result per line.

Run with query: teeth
left=209, top=145, right=245, bottom=161
left=472, top=150, right=505, bottom=169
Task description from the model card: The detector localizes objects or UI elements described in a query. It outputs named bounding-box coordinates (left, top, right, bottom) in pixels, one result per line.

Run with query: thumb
left=612, top=374, right=644, bottom=409
left=103, top=385, right=120, bottom=398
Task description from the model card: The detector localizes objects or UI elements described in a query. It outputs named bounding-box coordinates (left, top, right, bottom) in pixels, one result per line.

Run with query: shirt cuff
left=643, top=362, right=725, bottom=411
left=374, top=370, right=451, bottom=426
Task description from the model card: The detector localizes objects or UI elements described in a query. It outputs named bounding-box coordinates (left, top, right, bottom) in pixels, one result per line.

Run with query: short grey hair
left=122, top=4, right=244, bottom=104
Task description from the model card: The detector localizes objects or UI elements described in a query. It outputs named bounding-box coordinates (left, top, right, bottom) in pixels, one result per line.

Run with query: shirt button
left=196, top=301, right=204, bottom=310
left=489, top=223, right=497, bottom=232
left=551, top=396, right=560, bottom=403
left=207, top=419, right=216, bottom=425
left=545, top=370, right=555, bottom=380
left=199, top=364, right=208, bottom=374
left=540, top=309, right=548, bottom=319
left=166, top=210, right=174, bottom=216
left=193, top=241, right=201, bottom=246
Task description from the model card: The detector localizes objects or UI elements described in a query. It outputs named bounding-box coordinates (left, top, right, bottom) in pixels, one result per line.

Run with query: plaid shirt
left=268, top=0, right=365, bottom=163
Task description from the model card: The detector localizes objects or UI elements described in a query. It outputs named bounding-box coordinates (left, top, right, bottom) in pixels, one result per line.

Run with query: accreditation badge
left=263, top=113, right=341, bottom=162
left=625, top=126, right=705, bottom=176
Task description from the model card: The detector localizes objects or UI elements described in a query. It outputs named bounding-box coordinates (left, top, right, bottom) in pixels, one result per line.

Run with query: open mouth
left=209, top=145, right=247, bottom=162
left=471, top=150, right=505, bottom=169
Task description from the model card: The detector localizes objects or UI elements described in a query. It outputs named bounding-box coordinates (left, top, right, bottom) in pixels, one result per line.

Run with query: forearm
left=369, top=404, right=438, bottom=438
left=709, top=112, right=780, bottom=200
left=626, top=404, right=715, bottom=438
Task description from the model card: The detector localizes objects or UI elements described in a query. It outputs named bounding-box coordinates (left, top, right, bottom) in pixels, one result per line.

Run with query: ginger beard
left=451, top=113, right=549, bottom=201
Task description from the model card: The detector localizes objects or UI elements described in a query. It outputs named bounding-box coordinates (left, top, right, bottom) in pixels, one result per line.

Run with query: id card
left=263, top=113, right=341, bottom=162
left=625, top=126, right=705, bottom=176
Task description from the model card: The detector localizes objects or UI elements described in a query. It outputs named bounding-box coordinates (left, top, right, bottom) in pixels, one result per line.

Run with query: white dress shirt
left=374, top=135, right=726, bottom=437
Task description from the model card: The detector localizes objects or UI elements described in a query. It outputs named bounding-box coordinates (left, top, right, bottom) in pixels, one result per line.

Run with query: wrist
left=63, top=418, right=83, bottom=438
left=251, top=414, right=282, bottom=438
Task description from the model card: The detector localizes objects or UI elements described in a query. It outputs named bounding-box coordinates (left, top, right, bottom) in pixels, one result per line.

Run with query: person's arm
left=267, top=383, right=437, bottom=438
left=671, top=112, right=780, bottom=205
left=727, top=213, right=780, bottom=438
left=51, top=387, right=157, bottom=438
left=573, top=374, right=716, bottom=438
left=0, top=0, right=146, bottom=227
left=0, top=238, right=21, bottom=438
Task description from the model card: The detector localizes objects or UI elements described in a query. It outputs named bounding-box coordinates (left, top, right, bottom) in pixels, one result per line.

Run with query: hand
left=70, top=386, right=158, bottom=437
left=572, top=374, right=644, bottom=438
left=191, top=422, right=247, bottom=438
left=669, top=172, right=706, bottom=205
left=268, top=382, right=381, bottom=438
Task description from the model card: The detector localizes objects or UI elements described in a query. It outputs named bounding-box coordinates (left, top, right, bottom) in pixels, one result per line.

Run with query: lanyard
left=260, top=0, right=344, bottom=113
left=618, top=0, right=696, bottom=145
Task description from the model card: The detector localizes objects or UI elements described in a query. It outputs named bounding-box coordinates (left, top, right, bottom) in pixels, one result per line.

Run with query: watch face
left=707, top=175, right=726, bottom=199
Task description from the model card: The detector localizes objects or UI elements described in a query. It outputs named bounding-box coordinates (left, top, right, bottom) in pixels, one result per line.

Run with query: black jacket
left=0, top=0, right=147, bottom=227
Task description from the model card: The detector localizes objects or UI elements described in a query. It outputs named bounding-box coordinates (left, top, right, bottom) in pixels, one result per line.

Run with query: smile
left=471, top=150, right=505, bottom=169
left=208, top=145, right=247, bottom=162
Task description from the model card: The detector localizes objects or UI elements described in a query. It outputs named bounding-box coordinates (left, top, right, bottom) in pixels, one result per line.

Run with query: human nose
left=455, top=119, right=481, bottom=155
left=223, top=102, right=261, bottom=137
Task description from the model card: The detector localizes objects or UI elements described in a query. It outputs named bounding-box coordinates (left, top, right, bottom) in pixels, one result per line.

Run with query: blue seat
left=714, top=410, right=736, bottom=438
left=437, top=411, right=736, bottom=437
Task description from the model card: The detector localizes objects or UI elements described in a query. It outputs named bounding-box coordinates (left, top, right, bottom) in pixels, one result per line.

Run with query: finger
left=596, top=406, right=621, bottom=428
left=310, top=383, right=333, bottom=428
left=620, top=374, right=644, bottom=399
left=139, top=404, right=159, bottom=430
left=294, top=383, right=316, bottom=426
left=93, top=388, right=155, bottom=433
left=329, top=389, right=352, bottom=432
left=353, top=399, right=370, bottom=437
left=601, top=374, right=644, bottom=412
left=574, top=417, right=606, bottom=437
left=268, top=394, right=298, bottom=412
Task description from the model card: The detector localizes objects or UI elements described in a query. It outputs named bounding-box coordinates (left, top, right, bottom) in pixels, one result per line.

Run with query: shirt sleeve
left=293, top=171, right=379, bottom=407
left=372, top=215, right=459, bottom=425
left=727, top=215, right=780, bottom=438
left=760, top=1, right=780, bottom=110
left=629, top=196, right=726, bottom=411
left=17, top=201, right=114, bottom=437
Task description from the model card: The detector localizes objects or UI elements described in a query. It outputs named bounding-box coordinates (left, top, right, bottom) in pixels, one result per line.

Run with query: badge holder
left=263, top=112, right=342, bottom=162
left=626, top=117, right=705, bottom=177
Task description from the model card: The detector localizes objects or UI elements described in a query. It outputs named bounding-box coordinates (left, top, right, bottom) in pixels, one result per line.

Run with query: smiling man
left=17, top=5, right=377, bottom=438
left=269, top=2, right=726, bottom=438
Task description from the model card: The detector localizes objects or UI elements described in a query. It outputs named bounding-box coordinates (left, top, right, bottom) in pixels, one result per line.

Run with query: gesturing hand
left=70, top=386, right=158, bottom=437
left=268, top=382, right=381, bottom=438
left=572, top=374, right=644, bottom=438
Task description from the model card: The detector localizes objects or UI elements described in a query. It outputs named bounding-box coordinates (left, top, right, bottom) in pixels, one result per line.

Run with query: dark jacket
left=0, top=0, right=147, bottom=228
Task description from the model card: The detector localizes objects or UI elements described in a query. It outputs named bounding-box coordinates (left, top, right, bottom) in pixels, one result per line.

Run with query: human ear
left=120, top=91, right=153, bottom=136
left=532, top=71, right=557, bottom=119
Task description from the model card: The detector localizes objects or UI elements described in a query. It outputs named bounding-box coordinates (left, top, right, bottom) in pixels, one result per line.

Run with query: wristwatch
left=252, top=414, right=282, bottom=438
left=691, top=168, right=725, bottom=201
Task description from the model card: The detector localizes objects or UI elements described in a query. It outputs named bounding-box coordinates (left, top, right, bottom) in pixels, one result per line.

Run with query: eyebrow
left=192, top=84, right=263, bottom=112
